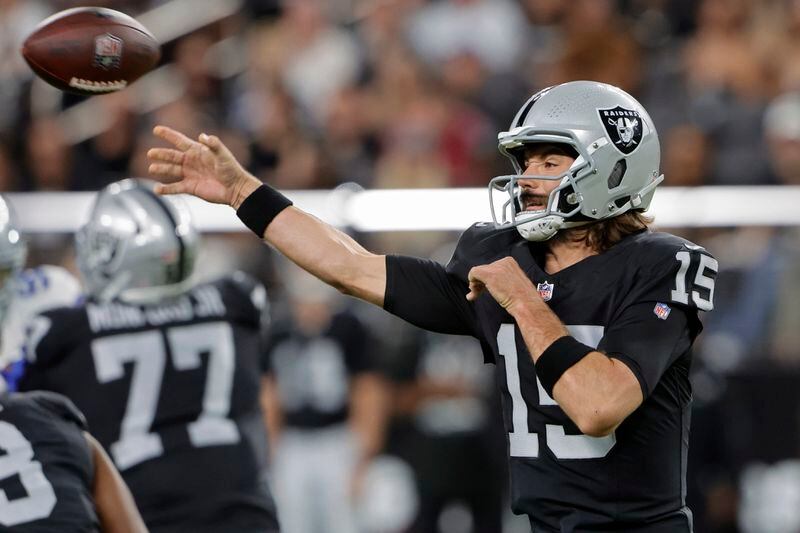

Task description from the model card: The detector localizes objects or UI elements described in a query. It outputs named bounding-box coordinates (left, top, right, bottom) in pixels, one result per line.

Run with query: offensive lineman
left=17, top=179, right=280, bottom=533
left=148, top=81, right=717, bottom=531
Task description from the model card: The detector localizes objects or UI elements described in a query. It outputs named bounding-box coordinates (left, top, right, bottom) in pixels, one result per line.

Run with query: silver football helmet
left=0, top=196, right=26, bottom=324
left=490, top=81, right=663, bottom=241
left=75, top=178, right=198, bottom=303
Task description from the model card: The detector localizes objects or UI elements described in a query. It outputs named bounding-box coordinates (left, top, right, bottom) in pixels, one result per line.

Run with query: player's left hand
left=466, top=257, right=539, bottom=312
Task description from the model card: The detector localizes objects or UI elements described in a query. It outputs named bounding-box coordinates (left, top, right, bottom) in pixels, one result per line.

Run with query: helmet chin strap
left=516, top=215, right=564, bottom=241
left=516, top=215, right=598, bottom=242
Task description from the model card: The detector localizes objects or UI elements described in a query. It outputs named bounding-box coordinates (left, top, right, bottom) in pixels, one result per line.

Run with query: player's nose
left=518, top=176, right=545, bottom=191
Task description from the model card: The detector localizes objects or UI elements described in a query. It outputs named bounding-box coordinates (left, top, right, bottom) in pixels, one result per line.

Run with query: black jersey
left=0, top=391, right=98, bottom=532
left=384, top=224, right=718, bottom=532
left=18, top=273, right=280, bottom=533
left=263, top=309, right=373, bottom=429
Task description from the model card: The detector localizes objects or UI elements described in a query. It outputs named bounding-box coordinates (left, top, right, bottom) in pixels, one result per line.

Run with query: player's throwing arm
left=148, top=126, right=387, bottom=305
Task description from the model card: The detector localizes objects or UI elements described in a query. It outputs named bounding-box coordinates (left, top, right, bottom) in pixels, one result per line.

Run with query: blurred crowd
left=2, top=0, right=800, bottom=193
left=3, top=0, right=800, bottom=532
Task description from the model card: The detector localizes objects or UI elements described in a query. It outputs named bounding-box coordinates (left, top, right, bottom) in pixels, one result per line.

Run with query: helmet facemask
left=489, top=129, right=597, bottom=241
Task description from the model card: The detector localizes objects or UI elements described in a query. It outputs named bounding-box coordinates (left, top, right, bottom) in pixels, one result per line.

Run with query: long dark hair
left=555, top=211, right=653, bottom=252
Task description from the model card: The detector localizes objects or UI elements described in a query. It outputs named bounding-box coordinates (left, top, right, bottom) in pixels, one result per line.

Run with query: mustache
left=519, top=191, right=549, bottom=206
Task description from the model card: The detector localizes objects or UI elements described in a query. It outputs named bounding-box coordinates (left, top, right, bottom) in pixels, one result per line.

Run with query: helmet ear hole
left=558, top=184, right=577, bottom=209
left=608, top=159, right=627, bottom=189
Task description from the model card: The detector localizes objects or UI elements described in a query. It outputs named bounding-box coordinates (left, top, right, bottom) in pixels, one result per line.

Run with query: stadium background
left=2, top=0, right=800, bottom=531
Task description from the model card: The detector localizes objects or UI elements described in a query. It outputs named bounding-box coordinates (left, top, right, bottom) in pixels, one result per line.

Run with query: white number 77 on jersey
left=91, top=321, right=240, bottom=471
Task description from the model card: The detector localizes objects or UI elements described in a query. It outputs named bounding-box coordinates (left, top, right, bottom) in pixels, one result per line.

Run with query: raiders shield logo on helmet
left=598, top=106, right=643, bottom=155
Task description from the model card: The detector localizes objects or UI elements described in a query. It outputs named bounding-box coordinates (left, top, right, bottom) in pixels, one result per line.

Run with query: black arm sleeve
left=599, top=302, right=694, bottom=398
left=384, top=255, right=479, bottom=337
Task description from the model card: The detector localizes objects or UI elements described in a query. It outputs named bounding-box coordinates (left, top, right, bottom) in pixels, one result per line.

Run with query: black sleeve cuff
left=607, top=352, right=649, bottom=398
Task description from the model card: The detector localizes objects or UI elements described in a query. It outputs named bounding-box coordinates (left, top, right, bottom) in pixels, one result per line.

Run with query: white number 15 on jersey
left=498, top=324, right=616, bottom=460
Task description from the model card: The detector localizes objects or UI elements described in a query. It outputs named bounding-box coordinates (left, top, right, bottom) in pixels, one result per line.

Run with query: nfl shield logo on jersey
left=653, top=303, right=671, bottom=320
left=537, top=281, right=554, bottom=302
left=94, top=33, right=123, bottom=69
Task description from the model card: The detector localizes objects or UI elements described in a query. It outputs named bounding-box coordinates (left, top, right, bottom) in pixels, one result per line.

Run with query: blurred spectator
left=355, top=0, right=419, bottom=63
left=696, top=91, right=800, bottom=373
left=764, top=91, right=800, bottom=184
left=369, top=51, right=449, bottom=188
left=0, top=139, right=19, bottom=191
left=542, top=0, right=643, bottom=93
left=0, top=0, right=52, bottom=134
left=406, top=0, right=527, bottom=74
left=151, top=97, right=217, bottom=144
left=436, top=49, right=528, bottom=133
left=519, top=0, right=565, bottom=27
left=518, top=0, right=566, bottom=79
left=81, top=91, right=139, bottom=187
left=322, top=85, right=379, bottom=187
left=739, top=460, right=800, bottom=533
left=682, top=0, right=773, bottom=185
left=661, top=124, right=712, bottom=186
left=231, top=81, right=297, bottom=178
left=695, top=226, right=777, bottom=370
left=269, top=136, right=336, bottom=189
left=23, top=116, right=75, bottom=191
left=749, top=0, right=800, bottom=93
left=173, top=31, right=220, bottom=107
left=756, top=92, right=800, bottom=364
left=438, top=96, right=497, bottom=187
left=373, top=96, right=449, bottom=188
left=249, top=0, right=362, bottom=128
left=261, top=267, right=390, bottom=533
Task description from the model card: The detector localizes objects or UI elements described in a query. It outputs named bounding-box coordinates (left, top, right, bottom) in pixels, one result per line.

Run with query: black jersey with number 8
left=0, top=391, right=98, bottom=532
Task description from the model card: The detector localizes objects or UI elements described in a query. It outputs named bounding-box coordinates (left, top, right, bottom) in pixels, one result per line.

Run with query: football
left=21, top=7, right=160, bottom=96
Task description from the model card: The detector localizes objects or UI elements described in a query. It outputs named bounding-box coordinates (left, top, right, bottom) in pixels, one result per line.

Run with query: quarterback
left=148, top=81, right=717, bottom=532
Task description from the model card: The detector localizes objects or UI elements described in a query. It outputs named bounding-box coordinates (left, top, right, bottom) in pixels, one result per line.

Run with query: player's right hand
left=148, top=126, right=260, bottom=208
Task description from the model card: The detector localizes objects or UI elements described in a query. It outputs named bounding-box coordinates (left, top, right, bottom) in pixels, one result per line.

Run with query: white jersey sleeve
left=0, top=266, right=82, bottom=366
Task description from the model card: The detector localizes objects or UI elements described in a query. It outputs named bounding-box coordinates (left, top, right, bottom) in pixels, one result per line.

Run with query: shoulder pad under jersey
left=446, top=222, right=521, bottom=279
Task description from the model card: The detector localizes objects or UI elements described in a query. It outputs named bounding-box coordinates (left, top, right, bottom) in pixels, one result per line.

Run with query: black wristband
left=235, top=184, right=293, bottom=238
left=535, top=336, right=594, bottom=398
